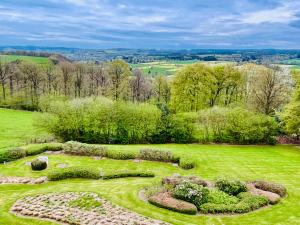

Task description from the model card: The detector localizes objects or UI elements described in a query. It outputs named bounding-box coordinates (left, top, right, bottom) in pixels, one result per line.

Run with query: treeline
left=0, top=57, right=299, bottom=144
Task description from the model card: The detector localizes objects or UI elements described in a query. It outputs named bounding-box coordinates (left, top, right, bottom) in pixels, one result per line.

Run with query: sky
left=0, top=0, right=300, bottom=49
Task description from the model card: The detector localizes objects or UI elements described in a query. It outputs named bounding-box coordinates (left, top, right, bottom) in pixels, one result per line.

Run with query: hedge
left=102, top=171, right=155, bottom=180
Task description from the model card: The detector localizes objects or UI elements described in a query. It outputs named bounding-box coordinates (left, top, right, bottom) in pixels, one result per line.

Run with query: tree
left=59, top=62, right=74, bottom=96
left=130, top=69, right=152, bottom=102
left=245, top=64, right=290, bottom=115
left=108, top=60, right=130, bottom=100
left=0, top=60, right=10, bottom=100
left=74, top=63, right=86, bottom=98
left=282, top=70, right=300, bottom=137
left=154, top=75, right=170, bottom=104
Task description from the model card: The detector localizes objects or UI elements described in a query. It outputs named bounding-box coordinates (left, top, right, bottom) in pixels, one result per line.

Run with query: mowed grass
left=0, top=109, right=299, bottom=225
left=0, top=54, right=50, bottom=65
left=0, top=109, right=48, bottom=151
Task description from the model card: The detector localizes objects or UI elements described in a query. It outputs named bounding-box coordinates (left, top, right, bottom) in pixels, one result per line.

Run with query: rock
left=37, top=156, right=49, bottom=165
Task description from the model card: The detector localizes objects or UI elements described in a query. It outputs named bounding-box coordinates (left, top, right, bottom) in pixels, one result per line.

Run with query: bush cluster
left=0, top=147, right=26, bottom=163
left=179, top=157, right=195, bottom=169
left=64, top=141, right=107, bottom=156
left=253, top=181, right=287, bottom=197
left=197, top=107, right=278, bottom=144
left=206, top=190, right=239, bottom=205
left=31, top=159, right=47, bottom=171
left=215, top=179, right=247, bottom=196
left=173, top=182, right=209, bottom=209
left=200, top=192, right=268, bottom=214
left=106, top=150, right=137, bottom=160
left=102, top=171, right=154, bottom=179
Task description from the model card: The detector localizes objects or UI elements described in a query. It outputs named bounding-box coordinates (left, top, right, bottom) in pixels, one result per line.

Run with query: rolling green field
left=130, top=60, right=227, bottom=76
left=0, top=54, right=50, bottom=65
left=281, top=59, right=300, bottom=70
left=0, top=108, right=299, bottom=225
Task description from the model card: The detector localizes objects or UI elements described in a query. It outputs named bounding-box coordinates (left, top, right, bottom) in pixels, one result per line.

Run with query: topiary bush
left=215, top=179, right=247, bottom=196
left=31, top=159, right=47, bottom=171
left=47, top=167, right=101, bottom=181
left=106, top=150, right=137, bottom=160
left=139, top=148, right=173, bottom=162
left=25, top=143, right=63, bottom=156
left=102, top=171, right=154, bottom=179
left=0, top=147, right=26, bottom=163
left=64, top=141, right=107, bottom=157
left=253, top=181, right=287, bottom=197
left=173, top=182, right=209, bottom=209
left=179, top=157, right=195, bottom=169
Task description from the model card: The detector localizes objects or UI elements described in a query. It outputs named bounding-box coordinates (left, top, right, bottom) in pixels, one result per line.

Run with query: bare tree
left=59, top=62, right=74, bottom=96
left=0, top=60, right=10, bottom=100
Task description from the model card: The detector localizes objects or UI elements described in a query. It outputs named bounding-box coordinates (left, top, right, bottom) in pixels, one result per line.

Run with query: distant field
left=130, top=60, right=227, bottom=76
left=0, top=54, right=50, bottom=65
left=281, top=59, right=300, bottom=70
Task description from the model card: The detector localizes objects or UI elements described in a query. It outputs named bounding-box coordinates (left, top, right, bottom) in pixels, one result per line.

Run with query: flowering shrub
left=173, top=182, right=209, bottom=208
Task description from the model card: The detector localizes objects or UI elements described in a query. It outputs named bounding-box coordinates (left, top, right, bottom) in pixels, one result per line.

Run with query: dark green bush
left=179, top=157, right=195, bottom=169
left=102, top=171, right=154, bottom=179
left=215, top=179, right=247, bottom=196
left=173, top=182, right=209, bottom=209
left=106, top=150, right=137, bottom=160
left=0, top=147, right=26, bottom=163
left=25, top=143, right=63, bottom=156
left=31, top=159, right=47, bottom=171
left=64, top=141, right=107, bottom=157
left=139, top=148, right=173, bottom=162
left=253, top=181, right=287, bottom=197
left=47, top=167, right=101, bottom=181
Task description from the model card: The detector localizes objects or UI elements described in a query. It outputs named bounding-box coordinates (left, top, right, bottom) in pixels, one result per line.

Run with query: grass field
left=281, top=59, right=300, bottom=70
left=0, top=109, right=48, bottom=151
left=130, top=60, right=227, bottom=76
left=0, top=109, right=299, bottom=225
left=0, top=54, right=50, bottom=65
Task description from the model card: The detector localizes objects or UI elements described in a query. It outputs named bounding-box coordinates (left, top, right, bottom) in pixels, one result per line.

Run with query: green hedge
left=64, top=141, right=107, bottom=156
left=102, top=171, right=154, bottom=180
left=47, top=167, right=101, bottom=181
left=106, top=150, right=137, bottom=160
left=139, top=148, right=174, bottom=162
left=253, top=181, right=287, bottom=197
left=25, top=143, right=63, bottom=156
left=0, top=147, right=26, bottom=163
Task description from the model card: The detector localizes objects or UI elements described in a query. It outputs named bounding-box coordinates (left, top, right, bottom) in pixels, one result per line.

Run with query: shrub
left=102, top=171, right=154, bottom=179
left=0, top=147, right=26, bottom=163
left=200, top=193, right=268, bottom=214
left=253, top=181, right=287, bottom=197
left=173, top=182, right=209, bottom=209
left=25, top=143, right=63, bottom=156
left=215, top=179, right=247, bottom=196
left=47, top=167, right=101, bottom=181
left=64, top=141, right=107, bottom=157
left=179, top=157, right=195, bottom=169
left=139, top=148, right=173, bottom=162
left=149, top=192, right=198, bottom=215
left=162, top=175, right=208, bottom=187
left=31, top=159, right=47, bottom=171
left=207, top=190, right=239, bottom=205
left=106, top=150, right=137, bottom=160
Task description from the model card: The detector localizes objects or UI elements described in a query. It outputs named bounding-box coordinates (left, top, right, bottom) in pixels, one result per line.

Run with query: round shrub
left=179, top=157, right=195, bottom=169
left=31, top=159, right=47, bottom=171
left=173, top=182, right=209, bottom=208
left=215, top=179, right=247, bottom=196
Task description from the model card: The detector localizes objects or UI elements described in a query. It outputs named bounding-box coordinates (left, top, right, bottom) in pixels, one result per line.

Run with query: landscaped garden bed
left=12, top=192, right=169, bottom=225
left=144, top=175, right=287, bottom=215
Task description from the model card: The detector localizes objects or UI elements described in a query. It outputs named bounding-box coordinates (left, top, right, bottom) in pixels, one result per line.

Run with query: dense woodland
left=0, top=57, right=299, bottom=144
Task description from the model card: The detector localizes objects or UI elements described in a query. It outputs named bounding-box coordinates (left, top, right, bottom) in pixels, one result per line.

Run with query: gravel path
left=12, top=192, right=169, bottom=225
left=0, top=176, right=47, bottom=184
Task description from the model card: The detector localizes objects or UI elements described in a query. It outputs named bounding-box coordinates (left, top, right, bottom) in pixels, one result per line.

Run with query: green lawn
left=0, top=109, right=299, bottom=225
left=0, top=54, right=50, bottom=65
left=0, top=109, right=48, bottom=151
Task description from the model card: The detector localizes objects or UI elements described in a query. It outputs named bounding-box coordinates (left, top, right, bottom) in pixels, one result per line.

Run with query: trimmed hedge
left=106, top=150, right=137, bottom=160
left=31, top=159, right=47, bottom=171
left=102, top=171, right=154, bottom=180
left=25, top=143, right=63, bottom=156
left=64, top=141, right=107, bottom=156
left=253, top=181, right=287, bottom=197
left=139, top=148, right=174, bottom=162
left=149, top=192, right=197, bottom=215
left=0, top=147, right=26, bottom=163
left=47, top=167, right=101, bottom=181
left=215, top=179, right=247, bottom=196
